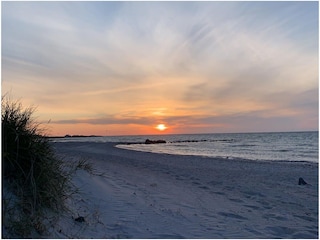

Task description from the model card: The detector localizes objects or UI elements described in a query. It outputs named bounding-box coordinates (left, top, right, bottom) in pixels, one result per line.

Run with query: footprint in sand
left=264, top=226, right=296, bottom=238
left=207, top=180, right=222, bottom=185
left=198, top=185, right=210, bottom=190
left=190, top=177, right=200, bottom=181
left=293, top=214, right=316, bottom=222
left=212, top=191, right=226, bottom=196
left=263, top=213, right=287, bottom=221
left=192, top=181, right=201, bottom=185
left=228, top=198, right=243, bottom=203
left=175, top=175, right=186, bottom=181
left=243, top=204, right=260, bottom=210
left=217, top=211, right=248, bottom=220
left=156, top=233, right=184, bottom=239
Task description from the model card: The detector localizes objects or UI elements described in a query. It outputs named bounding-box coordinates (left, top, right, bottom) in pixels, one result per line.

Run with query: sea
left=53, top=131, right=318, bottom=163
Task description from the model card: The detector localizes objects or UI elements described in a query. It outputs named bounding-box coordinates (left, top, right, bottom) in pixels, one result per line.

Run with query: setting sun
left=156, top=124, right=167, bottom=131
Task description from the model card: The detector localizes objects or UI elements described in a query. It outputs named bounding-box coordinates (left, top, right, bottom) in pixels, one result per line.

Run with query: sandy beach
left=47, top=141, right=318, bottom=238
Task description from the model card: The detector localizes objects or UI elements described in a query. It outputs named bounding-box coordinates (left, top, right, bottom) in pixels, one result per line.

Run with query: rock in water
left=298, top=177, right=307, bottom=185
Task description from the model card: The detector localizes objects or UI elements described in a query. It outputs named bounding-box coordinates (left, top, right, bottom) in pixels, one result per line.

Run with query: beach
left=47, top=141, right=318, bottom=238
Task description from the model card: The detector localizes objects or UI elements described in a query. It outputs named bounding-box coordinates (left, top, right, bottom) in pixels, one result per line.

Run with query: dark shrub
left=2, top=96, right=69, bottom=237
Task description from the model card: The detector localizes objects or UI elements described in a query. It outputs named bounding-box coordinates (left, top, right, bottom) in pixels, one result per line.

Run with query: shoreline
left=49, top=131, right=318, bottom=164
left=55, top=141, right=318, bottom=170
left=115, top=142, right=318, bottom=165
left=48, top=141, right=318, bottom=238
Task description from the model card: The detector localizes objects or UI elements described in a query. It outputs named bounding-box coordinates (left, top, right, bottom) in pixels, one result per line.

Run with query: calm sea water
left=53, top=131, right=318, bottom=163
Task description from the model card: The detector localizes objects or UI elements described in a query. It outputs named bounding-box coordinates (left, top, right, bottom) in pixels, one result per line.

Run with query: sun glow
left=156, top=124, right=167, bottom=131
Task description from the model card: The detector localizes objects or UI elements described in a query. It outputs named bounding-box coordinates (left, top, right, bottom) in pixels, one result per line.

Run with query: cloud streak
left=2, top=1, right=318, bottom=135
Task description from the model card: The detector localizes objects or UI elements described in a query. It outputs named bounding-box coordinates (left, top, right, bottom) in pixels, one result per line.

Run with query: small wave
left=276, top=149, right=290, bottom=152
left=230, top=144, right=257, bottom=147
left=170, top=144, right=189, bottom=147
left=169, top=139, right=234, bottom=143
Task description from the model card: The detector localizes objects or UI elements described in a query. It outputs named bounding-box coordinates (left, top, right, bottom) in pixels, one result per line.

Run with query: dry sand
left=47, top=142, right=318, bottom=238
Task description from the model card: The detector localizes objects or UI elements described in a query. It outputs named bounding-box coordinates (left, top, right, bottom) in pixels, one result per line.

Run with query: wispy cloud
left=2, top=1, right=318, bottom=135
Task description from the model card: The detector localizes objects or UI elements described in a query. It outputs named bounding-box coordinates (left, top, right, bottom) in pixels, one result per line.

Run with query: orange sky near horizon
left=2, top=2, right=318, bottom=136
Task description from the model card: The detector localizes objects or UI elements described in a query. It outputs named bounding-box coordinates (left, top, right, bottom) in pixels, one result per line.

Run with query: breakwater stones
left=145, top=139, right=166, bottom=144
left=143, top=139, right=234, bottom=144
left=119, top=138, right=234, bottom=145
left=171, top=139, right=234, bottom=143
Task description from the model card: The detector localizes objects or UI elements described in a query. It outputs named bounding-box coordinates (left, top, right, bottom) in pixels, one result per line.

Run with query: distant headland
left=48, top=135, right=102, bottom=138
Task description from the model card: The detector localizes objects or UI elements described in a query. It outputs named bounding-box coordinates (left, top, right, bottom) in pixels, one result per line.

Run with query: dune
left=46, top=142, right=318, bottom=238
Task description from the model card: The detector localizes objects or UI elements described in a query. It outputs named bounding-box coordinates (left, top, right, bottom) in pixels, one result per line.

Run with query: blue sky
left=2, top=1, right=318, bottom=136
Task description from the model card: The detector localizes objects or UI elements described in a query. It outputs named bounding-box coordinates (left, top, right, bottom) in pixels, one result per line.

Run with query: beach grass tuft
left=75, top=157, right=94, bottom=173
left=2, top=96, right=71, bottom=237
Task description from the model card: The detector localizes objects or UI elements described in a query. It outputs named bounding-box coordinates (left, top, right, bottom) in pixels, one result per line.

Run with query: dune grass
left=2, top=96, right=73, bottom=237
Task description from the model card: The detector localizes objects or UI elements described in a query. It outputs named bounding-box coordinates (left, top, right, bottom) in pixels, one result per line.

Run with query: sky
left=2, top=1, right=319, bottom=136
